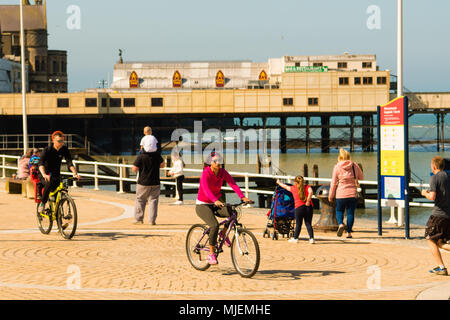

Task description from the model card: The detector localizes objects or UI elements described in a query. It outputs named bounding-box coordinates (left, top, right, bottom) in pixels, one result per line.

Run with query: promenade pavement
left=0, top=179, right=449, bottom=300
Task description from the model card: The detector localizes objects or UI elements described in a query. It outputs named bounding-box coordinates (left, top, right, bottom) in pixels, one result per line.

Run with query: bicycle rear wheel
left=36, top=203, right=52, bottom=234
left=186, top=224, right=211, bottom=271
left=231, top=228, right=260, bottom=278
left=57, top=195, right=77, bottom=239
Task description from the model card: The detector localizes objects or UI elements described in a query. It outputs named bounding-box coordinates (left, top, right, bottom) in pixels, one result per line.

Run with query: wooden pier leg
left=313, top=164, right=319, bottom=187
left=437, top=113, right=441, bottom=152
left=350, top=115, right=354, bottom=152
left=280, top=116, right=287, bottom=154
left=441, top=113, right=445, bottom=152
left=305, top=116, right=310, bottom=153
left=321, top=116, right=330, bottom=153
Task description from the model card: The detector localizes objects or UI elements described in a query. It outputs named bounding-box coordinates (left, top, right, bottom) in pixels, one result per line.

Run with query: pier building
left=0, top=48, right=448, bottom=155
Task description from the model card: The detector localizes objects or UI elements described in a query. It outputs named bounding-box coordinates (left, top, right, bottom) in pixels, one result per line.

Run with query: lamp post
left=397, top=0, right=403, bottom=97
left=20, top=1, right=28, bottom=153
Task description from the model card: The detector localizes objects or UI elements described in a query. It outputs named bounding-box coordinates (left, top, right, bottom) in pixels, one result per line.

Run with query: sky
left=10, top=0, right=450, bottom=93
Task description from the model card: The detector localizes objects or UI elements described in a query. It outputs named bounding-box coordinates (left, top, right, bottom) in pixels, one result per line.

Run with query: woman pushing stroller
left=277, top=176, right=315, bottom=244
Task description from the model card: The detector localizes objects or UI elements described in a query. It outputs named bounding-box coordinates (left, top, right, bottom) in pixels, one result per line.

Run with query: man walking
left=421, top=156, right=450, bottom=276
left=132, top=150, right=165, bottom=225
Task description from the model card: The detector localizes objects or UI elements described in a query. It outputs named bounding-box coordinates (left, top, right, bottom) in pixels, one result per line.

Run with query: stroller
left=263, top=185, right=296, bottom=240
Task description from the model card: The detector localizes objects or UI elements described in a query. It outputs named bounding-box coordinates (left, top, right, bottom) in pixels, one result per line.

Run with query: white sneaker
left=309, top=238, right=315, bottom=244
left=288, top=238, right=299, bottom=243
left=174, top=200, right=184, bottom=205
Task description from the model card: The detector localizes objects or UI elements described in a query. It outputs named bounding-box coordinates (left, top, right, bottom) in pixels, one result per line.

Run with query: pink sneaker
left=207, top=254, right=218, bottom=265
left=219, top=230, right=232, bottom=247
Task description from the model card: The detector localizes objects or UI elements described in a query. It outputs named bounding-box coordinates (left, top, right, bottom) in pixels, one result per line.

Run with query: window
left=308, top=97, right=319, bottom=106
left=377, top=77, right=387, bottom=85
left=362, top=62, right=372, bottom=68
left=61, top=61, right=66, bottom=74
left=110, top=98, right=121, bottom=107
left=151, top=97, right=164, bottom=107
left=57, top=98, right=69, bottom=108
left=339, top=77, right=349, bottom=85
left=85, top=98, right=97, bottom=107
left=283, top=98, right=293, bottom=106
left=354, top=77, right=361, bottom=85
left=101, top=98, right=108, bottom=107
left=363, top=77, right=373, bottom=85
left=123, top=98, right=135, bottom=107
left=53, top=60, right=59, bottom=74
left=313, top=62, right=323, bottom=67
left=35, top=57, right=41, bottom=72
left=338, top=62, right=347, bottom=69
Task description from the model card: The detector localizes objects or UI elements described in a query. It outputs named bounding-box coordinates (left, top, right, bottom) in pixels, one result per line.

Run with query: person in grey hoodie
left=328, top=149, right=364, bottom=238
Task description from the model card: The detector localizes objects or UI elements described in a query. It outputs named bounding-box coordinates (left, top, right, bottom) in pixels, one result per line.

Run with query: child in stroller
left=263, top=184, right=296, bottom=240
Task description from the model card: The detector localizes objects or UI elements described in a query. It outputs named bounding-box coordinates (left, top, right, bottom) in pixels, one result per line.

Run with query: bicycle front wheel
left=36, top=203, right=52, bottom=234
left=57, top=195, right=77, bottom=239
left=186, top=224, right=211, bottom=271
left=231, top=228, right=260, bottom=278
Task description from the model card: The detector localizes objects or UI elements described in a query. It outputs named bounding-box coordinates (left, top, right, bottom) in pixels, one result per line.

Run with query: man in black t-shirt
left=37, top=131, right=80, bottom=213
left=132, top=151, right=165, bottom=225
left=422, top=156, right=450, bottom=276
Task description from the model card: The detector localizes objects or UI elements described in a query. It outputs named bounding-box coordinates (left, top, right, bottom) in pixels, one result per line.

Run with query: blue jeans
left=335, top=198, right=357, bottom=232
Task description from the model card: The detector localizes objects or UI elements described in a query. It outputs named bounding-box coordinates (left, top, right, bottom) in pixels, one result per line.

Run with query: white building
left=110, top=53, right=379, bottom=91
left=0, top=58, right=23, bottom=93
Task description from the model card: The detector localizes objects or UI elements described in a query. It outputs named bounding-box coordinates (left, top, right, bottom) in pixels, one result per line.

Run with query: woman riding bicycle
left=195, top=152, right=250, bottom=265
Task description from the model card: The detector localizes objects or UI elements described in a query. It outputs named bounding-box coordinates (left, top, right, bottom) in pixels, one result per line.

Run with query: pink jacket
left=329, top=160, right=364, bottom=200
left=197, top=166, right=245, bottom=203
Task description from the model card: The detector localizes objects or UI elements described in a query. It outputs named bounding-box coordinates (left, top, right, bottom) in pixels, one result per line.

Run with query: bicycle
left=36, top=177, right=78, bottom=239
left=186, top=201, right=260, bottom=278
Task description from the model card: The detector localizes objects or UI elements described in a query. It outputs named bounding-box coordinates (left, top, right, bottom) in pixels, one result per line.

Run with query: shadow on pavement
left=221, top=269, right=344, bottom=280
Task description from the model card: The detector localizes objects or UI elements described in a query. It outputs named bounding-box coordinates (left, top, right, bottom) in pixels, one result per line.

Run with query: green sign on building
left=284, top=66, right=328, bottom=73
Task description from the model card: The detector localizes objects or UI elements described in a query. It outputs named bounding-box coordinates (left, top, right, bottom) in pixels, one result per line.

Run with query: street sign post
left=377, top=96, right=410, bottom=238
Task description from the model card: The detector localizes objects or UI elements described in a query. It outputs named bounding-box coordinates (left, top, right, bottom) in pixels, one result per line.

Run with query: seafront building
left=0, top=0, right=67, bottom=93
left=0, top=58, right=22, bottom=93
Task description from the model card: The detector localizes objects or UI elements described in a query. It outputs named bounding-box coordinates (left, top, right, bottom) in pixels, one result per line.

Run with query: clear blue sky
left=36, top=0, right=450, bottom=92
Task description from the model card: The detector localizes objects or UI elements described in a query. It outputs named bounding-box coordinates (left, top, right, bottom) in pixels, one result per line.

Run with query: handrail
left=0, top=154, right=433, bottom=207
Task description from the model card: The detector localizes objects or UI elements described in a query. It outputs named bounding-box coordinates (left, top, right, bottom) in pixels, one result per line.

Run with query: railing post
left=2, top=156, right=5, bottom=178
left=72, top=162, right=78, bottom=187
left=94, top=163, right=99, bottom=191
left=118, top=164, right=124, bottom=194
left=245, top=173, right=249, bottom=199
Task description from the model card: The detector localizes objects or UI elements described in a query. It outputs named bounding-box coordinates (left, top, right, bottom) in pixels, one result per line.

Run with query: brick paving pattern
left=0, top=179, right=449, bottom=300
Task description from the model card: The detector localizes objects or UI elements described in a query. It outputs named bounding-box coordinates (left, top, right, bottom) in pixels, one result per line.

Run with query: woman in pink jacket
left=328, top=149, right=364, bottom=238
left=195, top=152, right=250, bottom=265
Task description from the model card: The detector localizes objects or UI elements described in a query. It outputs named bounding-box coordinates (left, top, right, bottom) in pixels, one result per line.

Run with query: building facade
left=0, top=0, right=67, bottom=93
left=0, top=58, right=22, bottom=93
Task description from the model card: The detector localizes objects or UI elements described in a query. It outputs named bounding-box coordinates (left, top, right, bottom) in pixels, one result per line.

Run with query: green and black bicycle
left=36, top=177, right=78, bottom=239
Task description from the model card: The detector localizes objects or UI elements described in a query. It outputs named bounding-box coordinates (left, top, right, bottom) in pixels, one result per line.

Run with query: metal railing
left=0, top=154, right=433, bottom=208
left=0, top=134, right=109, bottom=156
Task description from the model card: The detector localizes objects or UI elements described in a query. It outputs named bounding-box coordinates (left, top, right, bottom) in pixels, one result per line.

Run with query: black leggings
left=41, top=176, right=61, bottom=204
left=195, top=204, right=232, bottom=246
left=294, top=205, right=314, bottom=239
left=176, top=175, right=184, bottom=201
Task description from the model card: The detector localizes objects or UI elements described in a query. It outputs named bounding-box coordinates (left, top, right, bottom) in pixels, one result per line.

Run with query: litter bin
left=314, top=185, right=338, bottom=232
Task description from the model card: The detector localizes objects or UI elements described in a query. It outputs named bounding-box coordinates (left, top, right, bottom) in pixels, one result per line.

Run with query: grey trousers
left=135, top=184, right=160, bottom=223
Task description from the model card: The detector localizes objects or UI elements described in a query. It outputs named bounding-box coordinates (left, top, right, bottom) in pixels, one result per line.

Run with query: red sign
left=129, top=71, right=139, bottom=88
left=216, top=70, right=225, bottom=88
left=380, top=97, right=405, bottom=126
left=173, top=70, right=182, bottom=88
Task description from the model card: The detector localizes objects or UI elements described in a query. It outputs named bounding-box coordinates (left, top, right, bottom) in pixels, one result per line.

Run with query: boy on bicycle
left=37, top=131, right=80, bottom=213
